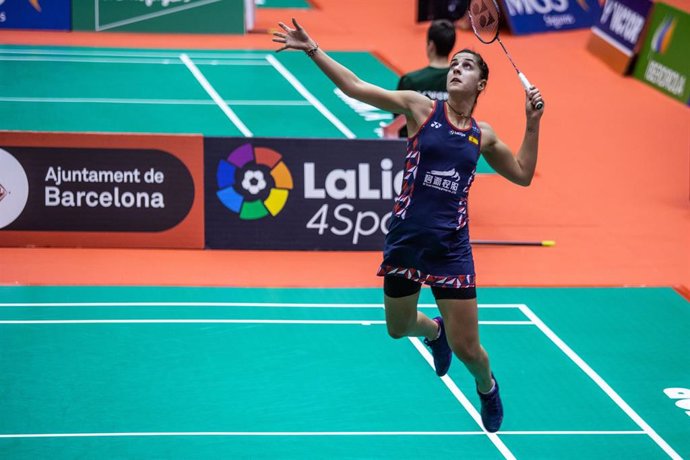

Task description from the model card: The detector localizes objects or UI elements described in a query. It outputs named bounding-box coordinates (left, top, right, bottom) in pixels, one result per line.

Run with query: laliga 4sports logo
left=216, top=143, right=293, bottom=220
left=651, top=16, right=677, bottom=54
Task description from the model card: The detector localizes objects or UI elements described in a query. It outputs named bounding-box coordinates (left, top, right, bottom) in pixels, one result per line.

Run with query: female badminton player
left=273, top=18, right=544, bottom=433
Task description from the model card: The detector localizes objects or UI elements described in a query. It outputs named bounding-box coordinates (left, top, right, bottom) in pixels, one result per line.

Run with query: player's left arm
left=479, top=87, right=544, bottom=186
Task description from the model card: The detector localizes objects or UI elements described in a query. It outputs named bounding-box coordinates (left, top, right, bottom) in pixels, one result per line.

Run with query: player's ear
left=477, top=79, right=487, bottom=92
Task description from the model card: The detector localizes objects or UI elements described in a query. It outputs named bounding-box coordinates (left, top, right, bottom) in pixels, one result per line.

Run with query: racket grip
left=518, top=72, right=532, bottom=90
left=518, top=72, right=544, bottom=110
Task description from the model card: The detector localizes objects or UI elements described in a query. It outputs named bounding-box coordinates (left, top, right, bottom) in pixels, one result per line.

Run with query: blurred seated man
left=382, top=19, right=458, bottom=138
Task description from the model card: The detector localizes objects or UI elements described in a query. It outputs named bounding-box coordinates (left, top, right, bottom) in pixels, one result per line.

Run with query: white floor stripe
left=180, top=53, right=252, bottom=137
left=0, top=56, right=269, bottom=65
left=519, top=305, right=682, bottom=460
left=408, top=337, right=516, bottom=460
left=0, top=320, right=530, bottom=326
left=0, top=319, right=384, bottom=325
left=0, top=97, right=309, bottom=106
left=0, top=302, right=526, bottom=309
left=0, top=49, right=269, bottom=59
left=265, top=54, right=356, bottom=139
left=0, top=430, right=646, bottom=439
left=499, top=430, right=646, bottom=435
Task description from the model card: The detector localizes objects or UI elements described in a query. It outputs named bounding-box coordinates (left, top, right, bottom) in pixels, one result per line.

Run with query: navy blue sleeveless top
left=392, top=101, right=481, bottom=231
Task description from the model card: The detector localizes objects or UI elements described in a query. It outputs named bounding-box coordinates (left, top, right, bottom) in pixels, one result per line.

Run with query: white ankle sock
left=479, top=379, right=496, bottom=395
left=432, top=322, right=441, bottom=341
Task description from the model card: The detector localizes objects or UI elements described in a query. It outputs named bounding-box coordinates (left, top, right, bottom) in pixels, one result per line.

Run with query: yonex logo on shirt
left=430, top=121, right=442, bottom=129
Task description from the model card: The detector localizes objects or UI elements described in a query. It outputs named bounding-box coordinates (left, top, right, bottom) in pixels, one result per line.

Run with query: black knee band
left=384, top=275, right=422, bottom=298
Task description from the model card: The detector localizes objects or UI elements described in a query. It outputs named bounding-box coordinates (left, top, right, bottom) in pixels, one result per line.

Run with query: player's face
left=448, top=53, right=485, bottom=94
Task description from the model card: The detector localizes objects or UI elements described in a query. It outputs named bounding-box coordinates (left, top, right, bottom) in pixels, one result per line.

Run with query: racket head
left=468, top=0, right=501, bottom=44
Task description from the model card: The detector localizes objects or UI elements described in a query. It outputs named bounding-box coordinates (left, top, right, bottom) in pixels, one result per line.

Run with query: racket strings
left=469, top=0, right=500, bottom=44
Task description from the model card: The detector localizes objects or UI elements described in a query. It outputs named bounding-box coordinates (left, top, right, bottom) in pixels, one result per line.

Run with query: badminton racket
left=467, top=0, right=544, bottom=110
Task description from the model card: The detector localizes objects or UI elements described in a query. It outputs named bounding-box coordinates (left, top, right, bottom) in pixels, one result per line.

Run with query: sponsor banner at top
left=592, top=0, right=652, bottom=55
left=633, top=2, right=690, bottom=105
left=72, top=0, right=245, bottom=34
left=500, top=0, right=602, bottom=34
left=205, top=137, right=409, bottom=251
left=0, top=0, right=71, bottom=30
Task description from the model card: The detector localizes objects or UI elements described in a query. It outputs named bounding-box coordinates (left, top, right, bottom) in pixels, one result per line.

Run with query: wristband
left=305, top=44, right=319, bottom=58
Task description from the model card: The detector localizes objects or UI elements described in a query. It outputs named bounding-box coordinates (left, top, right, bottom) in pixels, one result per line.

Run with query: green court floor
left=0, top=45, right=495, bottom=173
left=0, top=45, right=391, bottom=138
left=1, top=286, right=688, bottom=459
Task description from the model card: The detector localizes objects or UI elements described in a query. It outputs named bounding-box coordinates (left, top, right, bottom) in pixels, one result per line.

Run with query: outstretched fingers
left=272, top=30, right=288, bottom=52
left=274, top=19, right=309, bottom=53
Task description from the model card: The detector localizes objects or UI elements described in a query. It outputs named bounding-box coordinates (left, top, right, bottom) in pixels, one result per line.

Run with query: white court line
left=0, top=320, right=531, bottom=326
left=408, top=337, right=516, bottom=460
left=95, top=0, right=223, bottom=32
left=265, top=54, right=356, bottom=139
left=519, top=305, right=682, bottom=460
left=0, top=319, right=387, bottom=325
left=0, top=97, right=311, bottom=106
left=0, top=56, right=270, bottom=65
left=0, top=49, right=269, bottom=59
left=0, top=302, right=525, bottom=308
left=180, top=53, right=252, bottom=137
left=0, top=430, right=646, bottom=439
left=500, top=430, right=646, bottom=435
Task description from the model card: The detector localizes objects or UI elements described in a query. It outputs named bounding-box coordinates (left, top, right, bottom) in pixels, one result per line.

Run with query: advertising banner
left=0, top=132, right=204, bottom=248
left=633, top=2, right=690, bottom=105
left=0, top=0, right=70, bottom=30
left=587, top=0, right=653, bottom=74
left=500, top=0, right=602, bottom=34
left=416, top=0, right=469, bottom=22
left=205, top=137, right=407, bottom=251
left=72, top=0, right=245, bottom=34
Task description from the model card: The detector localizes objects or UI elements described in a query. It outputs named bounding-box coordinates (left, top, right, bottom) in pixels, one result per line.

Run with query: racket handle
left=518, top=72, right=544, bottom=110
left=518, top=72, right=532, bottom=90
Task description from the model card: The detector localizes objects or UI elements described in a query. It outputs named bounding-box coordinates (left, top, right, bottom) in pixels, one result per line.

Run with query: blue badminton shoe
left=477, top=373, right=503, bottom=433
left=423, top=316, right=452, bottom=376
